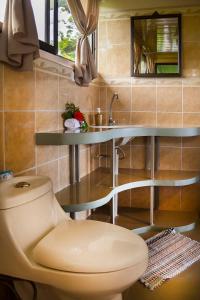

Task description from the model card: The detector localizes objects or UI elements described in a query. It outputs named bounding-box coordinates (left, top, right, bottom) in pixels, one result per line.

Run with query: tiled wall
left=98, top=7, right=200, bottom=212
left=0, top=58, right=100, bottom=192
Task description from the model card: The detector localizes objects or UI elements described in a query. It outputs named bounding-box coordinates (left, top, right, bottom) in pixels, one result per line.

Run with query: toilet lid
left=33, top=220, right=148, bottom=273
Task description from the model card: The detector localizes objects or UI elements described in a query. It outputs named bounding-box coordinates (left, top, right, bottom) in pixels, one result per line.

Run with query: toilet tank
left=0, top=176, right=67, bottom=277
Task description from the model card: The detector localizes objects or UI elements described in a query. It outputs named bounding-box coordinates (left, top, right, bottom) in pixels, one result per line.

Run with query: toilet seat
left=33, top=220, right=148, bottom=273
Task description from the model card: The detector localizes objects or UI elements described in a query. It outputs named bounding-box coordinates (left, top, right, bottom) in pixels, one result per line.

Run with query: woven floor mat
left=140, top=228, right=200, bottom=290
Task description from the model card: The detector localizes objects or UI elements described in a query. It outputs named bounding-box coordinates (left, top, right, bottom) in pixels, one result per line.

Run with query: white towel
left=64, top=118, right=80, bottom=129
left=0, top=0, right=39, bottom=70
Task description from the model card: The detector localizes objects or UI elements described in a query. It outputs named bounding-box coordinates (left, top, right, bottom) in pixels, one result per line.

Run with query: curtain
left=134, top=41, right=142, bottom=74
left=0, top=0, right=39, bottom=71
left=67, top=0, right=99, bottom=86
left=146, top=53, right=155, bottom=73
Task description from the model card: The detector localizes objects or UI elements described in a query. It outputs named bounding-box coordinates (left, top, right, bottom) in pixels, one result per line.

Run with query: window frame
left=39, top=0, right=96, bottom=61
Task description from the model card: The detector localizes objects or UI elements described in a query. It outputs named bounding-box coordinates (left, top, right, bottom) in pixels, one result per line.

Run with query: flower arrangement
left=62, top=102, right=88, bottom=130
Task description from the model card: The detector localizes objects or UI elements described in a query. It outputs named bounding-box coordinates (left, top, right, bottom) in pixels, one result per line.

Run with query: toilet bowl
left=0, top=176, right=148, bottom=300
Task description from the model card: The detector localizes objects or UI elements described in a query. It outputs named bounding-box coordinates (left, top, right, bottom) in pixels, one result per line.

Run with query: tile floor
left=88, top=207, right=200, bottom=300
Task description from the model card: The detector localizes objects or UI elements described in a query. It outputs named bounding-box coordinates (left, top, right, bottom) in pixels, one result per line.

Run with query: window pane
left=0, top=0, right=6, bottom=22
left=58, top=0, right=80, bottom=61
left=156, top=64, right=178, bottom=74
left=31, top=0, right=46, bottom=42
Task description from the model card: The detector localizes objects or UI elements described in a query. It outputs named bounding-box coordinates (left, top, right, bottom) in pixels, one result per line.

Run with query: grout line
left=34, top=68, right=38, bottom=175
left=57, top=71, right=61, bottom=190
left=181, top=80, right=183, bottom=170
left=181, top=79, right=184, bottom=127
left=15, top=167, right=37, bottom=176
left=156, top=79, right=158, bottom=126
left=2, top=64, right=5, bottom=170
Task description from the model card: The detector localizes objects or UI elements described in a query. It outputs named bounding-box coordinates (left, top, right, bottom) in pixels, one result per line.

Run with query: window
left=32, top=0, right=95, bottom=62
left=0, top=0, right=6, bottom=22
left=0, top=0, right=96, bottom=62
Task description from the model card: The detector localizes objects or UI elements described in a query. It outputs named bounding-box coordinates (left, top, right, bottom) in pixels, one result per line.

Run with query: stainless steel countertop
left=36, top=126, right=200, bottom=145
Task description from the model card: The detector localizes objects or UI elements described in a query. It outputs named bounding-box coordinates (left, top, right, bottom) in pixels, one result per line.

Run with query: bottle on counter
left=95, top=107, right=103, bottom=126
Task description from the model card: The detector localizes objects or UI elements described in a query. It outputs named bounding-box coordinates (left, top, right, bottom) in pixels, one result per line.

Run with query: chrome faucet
left=108, top=92, right=119, bottom=125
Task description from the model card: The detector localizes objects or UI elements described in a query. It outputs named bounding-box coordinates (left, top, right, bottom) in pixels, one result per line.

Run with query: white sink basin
left=90, top=124, right=143, bottom=129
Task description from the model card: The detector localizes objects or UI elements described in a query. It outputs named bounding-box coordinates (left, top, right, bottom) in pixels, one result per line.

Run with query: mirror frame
left=130, top=12, right=182, bottom=77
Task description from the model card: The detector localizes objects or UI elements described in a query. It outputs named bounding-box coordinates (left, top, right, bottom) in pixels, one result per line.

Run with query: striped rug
left=140, top=228, right=200, bottom=290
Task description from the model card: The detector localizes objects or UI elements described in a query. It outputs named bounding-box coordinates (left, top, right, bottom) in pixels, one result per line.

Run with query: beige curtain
left=146, top=53, right=155, bottom=73
left=67, top=0, right=99, bottom=86
left=0, top=0, right=39, bottom=71
left=134, top=41, right=142, bottom=74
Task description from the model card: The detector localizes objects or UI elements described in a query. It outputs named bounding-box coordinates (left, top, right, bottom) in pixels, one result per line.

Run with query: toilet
left=0, top=176, right=148, bottom=300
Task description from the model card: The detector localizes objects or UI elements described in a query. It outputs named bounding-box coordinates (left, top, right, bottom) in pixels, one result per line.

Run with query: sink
left=90, top=124, right=143, bottom=129
left=89, top=124, right=144, bottom=146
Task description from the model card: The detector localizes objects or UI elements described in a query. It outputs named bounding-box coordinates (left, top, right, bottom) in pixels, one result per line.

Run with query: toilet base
left=15, top=280, right=122, bottom=300
left=69, top=293, right=122, bottom=300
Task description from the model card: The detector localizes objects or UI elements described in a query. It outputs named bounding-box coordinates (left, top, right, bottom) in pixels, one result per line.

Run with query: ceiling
left=100, top=0, right=200, bottom=12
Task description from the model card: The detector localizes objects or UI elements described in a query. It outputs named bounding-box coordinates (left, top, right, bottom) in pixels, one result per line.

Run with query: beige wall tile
left=181, top=183, right=200, bottom=211
left=183, top=87, right=200, bottom=112
left=131, top=187, right=150, bottom=209
left=36, top=145, right=59, bottom=165
left=98, top=21, right=107, bottom=49
left=131, top=112, right=156, bottom=126
left=159, top=147, right=181, bottom=170
left=0, top=64, right=3, bottom=111
left=59, top=156, right=70, bottom=190
left=18, top=168, right=36, bottom=176
left=183, top=15, right=200, bottom=42
left=90, top=144, right=100, bottom=172
left=157, top=87, right=182, bottom=112
left=5, top=112, right=35, bottom=173
left=99, top=87, right=107, bottom=111
left=159, top=137, right=181, bottom=147
left=183, top=113, right=200, bottom=126
left=182, top=148, right=200, bottom=170
left=99, top=142, right=108, bottom=168
left=0, top=112, right=4, bottom=170
left=98, top=49, right=108, bottom=76
left=36, top=111, right=58, bottom=132
left=119, top=145, right=131, bottom=169
left=107, top=87, right=131, bottom=111
left=182, top=136, right=200, bottom=147
left=132, top=78, right=156, bottom=86
left=131, top=145, right=146, bottom=169
left=132, top=87, right=156, bottom=111
left=183, top=42, right=200, bottom=77
left=131, top=137, right=147, bottom=146
left=37, top=160, right=59, bottom=192
left=118, top=190, right=131, bottom=207
left=58, top=77, right=75, bottom=110
left=71, top=86, right=97, bottom=113
left=4, top=66, right=35, bottom=110
left=59, top=78, right=99, bottom=113
left=107, top=19, right=130, bottom=45
left=156, top=78, right=182, bottom=86
left=159, top=187, right=181, bottom=211
left=34, top=58, right=59, bottom=74
left=59, top=145, right=69, bottom=158
left=35, top=71, right=58, bottom=110
left=112, top=112, right=131, bottom=124
left=80, top=148, right=91, bottom=178
left=104, top=45, right=130, bottom=77
left=157, top=113, right=182, bottom=127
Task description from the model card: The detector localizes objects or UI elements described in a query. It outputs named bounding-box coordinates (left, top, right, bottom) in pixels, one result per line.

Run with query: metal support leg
left=150, top=136, right=155, bottom=226
left=110, top=139, right=117, bottom=224
left=69, top=145, right=80, bottom=219
left=69, top=145, right=80, bottom=184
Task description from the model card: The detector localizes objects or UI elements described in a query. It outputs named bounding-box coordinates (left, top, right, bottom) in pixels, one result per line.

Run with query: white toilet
left=0, top=176, right=148, bottom=300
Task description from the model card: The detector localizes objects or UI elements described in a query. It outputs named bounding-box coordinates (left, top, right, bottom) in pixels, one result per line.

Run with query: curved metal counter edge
left=58, top=174, right=200, bottom=213
left=36, top=126, right=200, bottom=145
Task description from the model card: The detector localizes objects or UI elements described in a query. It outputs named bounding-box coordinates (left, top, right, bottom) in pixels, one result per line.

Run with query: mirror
left=131, top=12, right=182, bottom=77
